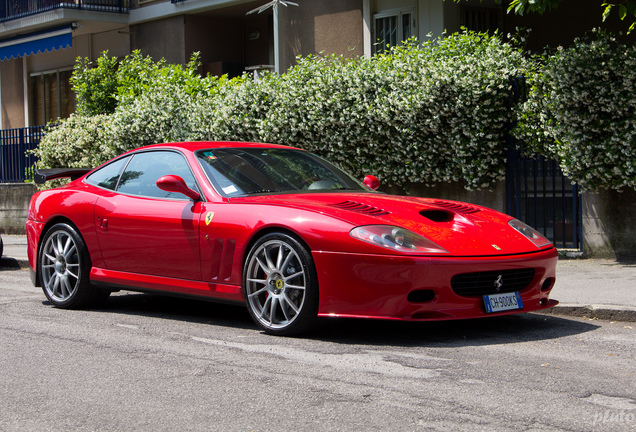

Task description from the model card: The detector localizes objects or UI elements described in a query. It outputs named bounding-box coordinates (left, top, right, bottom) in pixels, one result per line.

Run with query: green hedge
left=514, top=32, right=636, bottom=191
left=33, top=32, right=529, bottom=190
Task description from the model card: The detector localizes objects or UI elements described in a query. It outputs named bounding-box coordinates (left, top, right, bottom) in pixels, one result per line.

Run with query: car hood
left=231, top=192, right=552, bottom=256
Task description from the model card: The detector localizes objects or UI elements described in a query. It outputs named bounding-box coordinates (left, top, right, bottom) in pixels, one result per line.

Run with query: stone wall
left=0, top=183, right=36, bottom=234
left=582, top=189, right=636, bottom=261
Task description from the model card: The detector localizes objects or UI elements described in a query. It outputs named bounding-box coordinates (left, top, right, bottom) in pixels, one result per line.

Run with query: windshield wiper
left=243, top=189, right=282, bottom=194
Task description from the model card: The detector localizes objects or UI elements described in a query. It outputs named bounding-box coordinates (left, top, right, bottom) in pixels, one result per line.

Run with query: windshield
left=196, top=148, right=367, bottom=197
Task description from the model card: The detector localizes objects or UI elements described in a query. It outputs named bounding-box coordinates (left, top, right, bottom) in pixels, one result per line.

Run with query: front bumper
left=313, top=248, right=558, bottom=321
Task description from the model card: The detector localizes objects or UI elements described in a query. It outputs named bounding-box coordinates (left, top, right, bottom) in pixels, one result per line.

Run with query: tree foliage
left=602, top=1, right=636, bottom=33
left=70, top=50, right=218, bottom=116
left=507, top=0, right=563, bottom=15
left=452, top=0, right=636, bottom=33
left=70, top=54, right=118, bottom=116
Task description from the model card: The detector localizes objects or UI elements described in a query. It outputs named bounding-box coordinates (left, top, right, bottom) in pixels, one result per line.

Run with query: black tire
left=39, top=223, right=110, bottom=308
left=243, top=233, right=319, bottom=336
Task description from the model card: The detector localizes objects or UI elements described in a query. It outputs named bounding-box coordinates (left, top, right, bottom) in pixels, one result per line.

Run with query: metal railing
left=0, top=0, right=129, bottom=22
left=505, top=76, right=582, bottom=249
left=506, top=151, right=582, bottom=249
left=0, top=126, right=45, bottom=183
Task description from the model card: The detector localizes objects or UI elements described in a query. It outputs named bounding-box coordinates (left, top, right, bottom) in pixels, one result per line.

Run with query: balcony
left=0, top=0, right=130, bottom=23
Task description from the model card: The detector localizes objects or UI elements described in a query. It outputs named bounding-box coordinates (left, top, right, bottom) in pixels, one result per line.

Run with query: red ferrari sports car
left=27, top=141, right=558, bottom=335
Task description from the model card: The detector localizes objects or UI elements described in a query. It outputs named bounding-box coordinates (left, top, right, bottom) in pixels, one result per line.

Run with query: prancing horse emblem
left=494, top=274, right=504, bottom=292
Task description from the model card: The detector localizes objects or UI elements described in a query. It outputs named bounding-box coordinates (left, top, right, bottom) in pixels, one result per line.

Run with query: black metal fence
left=0, top=0, right=129, bottom=22
left=505, top=77, right=582, bottom=249
left=506, top=151, right=582, bottom=249
left=0, top=126, right=45, bottom=183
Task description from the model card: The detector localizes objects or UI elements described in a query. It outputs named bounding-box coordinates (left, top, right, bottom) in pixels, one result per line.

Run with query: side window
left=461, top=6, right=501, bottom=33
left=374, top=9, right=414, bottom=54
left=85, top=156, right=130, bottom=190
left=116, top=151, right=198, bottom=200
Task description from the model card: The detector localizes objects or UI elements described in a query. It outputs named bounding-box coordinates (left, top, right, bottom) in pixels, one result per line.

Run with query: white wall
left=417, top=0, right=445, bottom=38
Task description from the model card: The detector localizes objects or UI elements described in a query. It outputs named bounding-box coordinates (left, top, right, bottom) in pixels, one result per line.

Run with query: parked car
left=26, top=142, right=558, bottom=335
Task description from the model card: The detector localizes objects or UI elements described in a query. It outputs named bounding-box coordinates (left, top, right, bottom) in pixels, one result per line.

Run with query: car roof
left=133, top=141, right=299, bottom=153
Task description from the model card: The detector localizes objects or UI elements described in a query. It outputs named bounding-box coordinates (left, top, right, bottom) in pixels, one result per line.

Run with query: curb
left=557, top=249, right=586, bottom=260
left=536, top=304, right=636, bottom=322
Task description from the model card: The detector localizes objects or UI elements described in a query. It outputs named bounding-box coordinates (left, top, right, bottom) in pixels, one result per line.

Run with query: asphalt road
left=1, top=266, right=634, bottom=432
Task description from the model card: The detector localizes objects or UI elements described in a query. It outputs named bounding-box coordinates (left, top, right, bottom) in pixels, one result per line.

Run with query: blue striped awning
left=0, top=26, right=72, bottom=61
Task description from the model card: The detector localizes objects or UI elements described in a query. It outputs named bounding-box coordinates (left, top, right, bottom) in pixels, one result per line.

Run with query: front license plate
left=483, top=292, right=524, bottom=313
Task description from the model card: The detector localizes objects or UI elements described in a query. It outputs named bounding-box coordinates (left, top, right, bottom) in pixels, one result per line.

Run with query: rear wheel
left=39, top=223, right=109, bottom=308
left=243, top=233, right=319, bottom=336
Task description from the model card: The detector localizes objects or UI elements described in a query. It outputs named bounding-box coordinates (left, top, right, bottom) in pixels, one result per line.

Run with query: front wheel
left=39, top=223, right=109, bottom=308
left=243, top=233, right=319, bottom=336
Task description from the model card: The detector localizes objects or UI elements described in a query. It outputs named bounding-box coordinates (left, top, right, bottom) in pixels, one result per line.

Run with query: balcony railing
left=0, top=0, right=130, bottom=23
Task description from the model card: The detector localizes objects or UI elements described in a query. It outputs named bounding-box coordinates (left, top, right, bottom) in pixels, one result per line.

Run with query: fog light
left=541, top=278, right=555, bottom=292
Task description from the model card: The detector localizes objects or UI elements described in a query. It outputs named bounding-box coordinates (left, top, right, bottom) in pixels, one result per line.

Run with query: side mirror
left=157, top=175, right=201, bottom=201
left=363, top=175, right=380, bottom=191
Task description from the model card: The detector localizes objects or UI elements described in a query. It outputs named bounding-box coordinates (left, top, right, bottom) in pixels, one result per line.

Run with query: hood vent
left=420, top=209, right=454, bottom=222
left=331, top=200, right=391, bottom=216
left=433, top=200, right=481, bottom=215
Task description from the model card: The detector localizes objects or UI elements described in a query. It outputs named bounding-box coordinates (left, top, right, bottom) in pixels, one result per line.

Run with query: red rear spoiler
left=34, top=168, right=92, bottom=185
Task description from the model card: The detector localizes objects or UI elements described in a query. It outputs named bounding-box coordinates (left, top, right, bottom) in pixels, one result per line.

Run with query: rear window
left=85, top=157, right=130, bottom=190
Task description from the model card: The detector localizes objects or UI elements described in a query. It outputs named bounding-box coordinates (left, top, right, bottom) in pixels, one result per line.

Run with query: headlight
left=350, top=225, right=448, bottom=254
left=509, top=219, right=552, bottom=248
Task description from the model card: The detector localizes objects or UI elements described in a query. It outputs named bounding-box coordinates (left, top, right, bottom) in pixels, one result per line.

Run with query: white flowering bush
left=109, top=82, right=203, bottom=152
left=514, top=32, right=636, bottom=191
left=34, top=114, right=114, bottom=168
left=263, top=33, right=530, bottom=189
left=187, top=74, right=277, bottom=142
left=36, top=31, right=531, bottom=190
left=30, top=114, right=114, bottom=189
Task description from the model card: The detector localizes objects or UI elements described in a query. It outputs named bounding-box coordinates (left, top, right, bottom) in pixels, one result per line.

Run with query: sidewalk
left=2, top=234, right=634, bottom=321
left=540, top=258, right=636, bottom=322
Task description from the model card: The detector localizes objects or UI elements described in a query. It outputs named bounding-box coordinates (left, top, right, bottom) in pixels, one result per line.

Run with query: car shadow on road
left=312, top=313, right=601, bottom=347
left=0, top=257, right=21, bottom=269
left=63, top=291, right=602, bottom=347
left=71, top=291, right=256, bottom=330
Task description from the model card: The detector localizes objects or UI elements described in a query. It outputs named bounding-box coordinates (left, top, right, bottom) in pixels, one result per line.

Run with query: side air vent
left=330, top=200, right=391, bottom=216
left=433, top=200, right=481, bottom=214
left=420, top=209, right=454, bottom=222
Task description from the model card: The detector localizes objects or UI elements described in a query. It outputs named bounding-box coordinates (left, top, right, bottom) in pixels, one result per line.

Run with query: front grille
left=451, top=268, right=536, bottom=297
